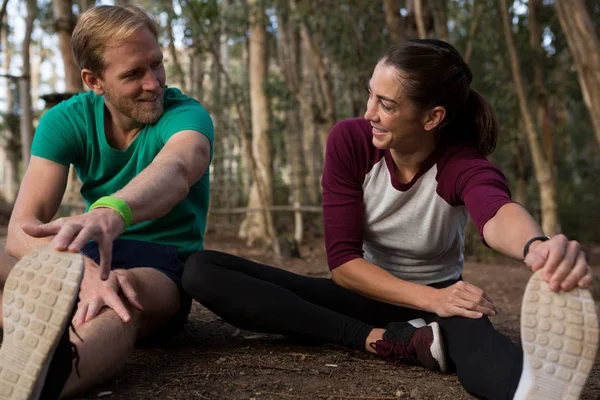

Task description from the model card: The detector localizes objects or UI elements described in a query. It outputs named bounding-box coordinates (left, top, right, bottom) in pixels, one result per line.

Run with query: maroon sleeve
left=322, top=119, right=373, bottom=270
left=436, top=146, right=515, bottom=238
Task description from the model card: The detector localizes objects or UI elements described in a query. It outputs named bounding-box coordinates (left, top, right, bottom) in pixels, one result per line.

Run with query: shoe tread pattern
left=0, top=246, right=83, bottom=400
left=521, top=270, right=599, bottom=400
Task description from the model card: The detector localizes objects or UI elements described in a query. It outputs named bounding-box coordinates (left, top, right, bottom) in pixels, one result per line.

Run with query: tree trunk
left=300, top=39, right=319, bottom=205
left=276, top=6, right=305, bottom=244
left=383, top=0, right=404, bottom=43
left=529, top=0, right=555, bottom=196
left=190, top=44, right=205, bottom=102
left=431, top=0, right=448, bottom=41
left=413, top=0, right=427, bottom=39
left=77, top=0, right=94, bottom=12
left=20, top=0, right=36, bottom=167
left=499, top=0, right=558, bottom=236
left=164, top=0, right=186, bottom=92
left=464, top=1, right=482, bottom=64
left=238, top=0, right=276, bottom=247
left=513, top=128, right=528, bottom=207
left=290, top=0, right=336, bottom=160
left=2, top=15, right=18, bottom=202
left=52, top=0, right=82, bottom=93
left=554, top=0, right=600, bottom=145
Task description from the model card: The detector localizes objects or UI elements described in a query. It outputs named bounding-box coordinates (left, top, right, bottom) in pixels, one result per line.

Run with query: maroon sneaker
left=370, top=321, right=448, bottom=372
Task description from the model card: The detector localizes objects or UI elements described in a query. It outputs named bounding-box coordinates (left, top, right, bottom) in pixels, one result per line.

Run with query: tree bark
left=383, top=0, right=404, bottom=43
left=290, top=0, right=336, bottom=160
left=431, top=0, right=448, bottom=42
left=276, top=6, right=305, bottom=244
left=464, top=1, right=482, bottom=64
left=52, top=0, right=82, bottom=93
left=238, top=0, right=277, bottom=247
left=164, top=0, right=186, bottom=92
left=20, top=0, right=36, bottom=167
left=554, top=0, right=600, bottom=145
left=2, top=15, right=18, bottom=202
left=512, top=127, right=528, bottom=207
left=499, top=0, right=558, bottom=236
left=300, top=39, right=319, bottom=205
left=528, top=0, right=555, bottom=192
left=414, top=0, right=427, bottom=39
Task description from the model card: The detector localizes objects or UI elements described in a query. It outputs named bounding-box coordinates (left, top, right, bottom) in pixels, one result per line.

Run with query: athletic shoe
left=0, top=246, right=84, bottom=400
left=513, top=270, right=599, bottom=400
left=371, top=320, right=448, bottom=372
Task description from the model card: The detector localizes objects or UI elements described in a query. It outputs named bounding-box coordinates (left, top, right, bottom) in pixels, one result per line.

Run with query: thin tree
left=554, top=0, right=600, bottom=145
left=239, top=0, right=277, bottom=247
left=499, top=0, right=558, bottom=235
left=164, top=0, right=186, bottom=91
left=19, top=0, right=36, bottom=167
left=52, top=0, right=82, bottom=93
left=383, top=0, right=404, bottom=43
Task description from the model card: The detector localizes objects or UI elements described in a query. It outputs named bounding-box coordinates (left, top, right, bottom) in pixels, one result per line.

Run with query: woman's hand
left=431, top=281, right=499, bottom=319
left=525, top=234, right=593, bottom=292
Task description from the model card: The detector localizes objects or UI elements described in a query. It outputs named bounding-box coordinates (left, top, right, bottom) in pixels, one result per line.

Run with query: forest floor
left=61, top=232, right=600, bottom=400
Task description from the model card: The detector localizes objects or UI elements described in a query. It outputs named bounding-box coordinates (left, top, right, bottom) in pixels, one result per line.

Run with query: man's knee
left=126, top=268, right=180, bottom=319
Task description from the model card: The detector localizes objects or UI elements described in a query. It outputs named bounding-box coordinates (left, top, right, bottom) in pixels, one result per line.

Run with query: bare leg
left=365, top=328, right=385, bottom=353
left=61, top=268, right=180, bottom=398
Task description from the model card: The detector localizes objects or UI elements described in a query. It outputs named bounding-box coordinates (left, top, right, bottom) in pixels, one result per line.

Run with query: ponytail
left=448, top=89, right=498, bottom=155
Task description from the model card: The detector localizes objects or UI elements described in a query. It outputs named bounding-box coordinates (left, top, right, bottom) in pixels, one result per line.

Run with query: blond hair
left=71, top=5, right=159, bottom=76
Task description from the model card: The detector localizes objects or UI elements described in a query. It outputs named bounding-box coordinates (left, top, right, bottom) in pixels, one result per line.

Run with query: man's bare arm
left=113, top=130, right=211, bottom=222
left=22, top=130, right=211, bottom=279
left=5, top=156, right=69, bottom=261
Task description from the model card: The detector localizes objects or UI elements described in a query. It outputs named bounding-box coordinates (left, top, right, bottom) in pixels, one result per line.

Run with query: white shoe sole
left=516, top=270, right=599, bottom=400
left=429, top=321, right=448, bottom=373
left=0, top=246, right=83, bottom=400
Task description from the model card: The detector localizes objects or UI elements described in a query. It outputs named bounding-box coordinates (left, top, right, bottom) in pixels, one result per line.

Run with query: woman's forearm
left=482, top=202, right=545, bottom=260
left=331, top=258, right=439, bottom=312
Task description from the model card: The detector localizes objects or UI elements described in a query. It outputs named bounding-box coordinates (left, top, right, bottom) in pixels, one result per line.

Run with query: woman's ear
left=423, top=106, right=446, bottom=131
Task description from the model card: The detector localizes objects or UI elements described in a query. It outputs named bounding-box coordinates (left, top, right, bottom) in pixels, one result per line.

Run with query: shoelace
left=370, top=339, right=411, bottom=362
left=69, top=322, right=83, bottom=379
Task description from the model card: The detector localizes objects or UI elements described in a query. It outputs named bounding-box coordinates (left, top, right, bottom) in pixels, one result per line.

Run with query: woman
left=183, top=39, right=598, bottom=400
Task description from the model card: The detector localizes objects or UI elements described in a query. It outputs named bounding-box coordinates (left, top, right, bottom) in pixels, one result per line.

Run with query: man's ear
left=423, top=106, right=446, bottom=131
left=81, top=69, right=105, bottom=95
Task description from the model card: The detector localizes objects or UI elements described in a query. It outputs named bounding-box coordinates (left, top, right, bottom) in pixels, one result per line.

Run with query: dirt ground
left=59, top=234, right=600, bottom=399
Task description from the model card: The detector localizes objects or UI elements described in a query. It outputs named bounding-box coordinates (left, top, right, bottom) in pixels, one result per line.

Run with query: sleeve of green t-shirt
left=158, top=97, right=215, bottom=161
left=31, top=102, right=83, bottom=167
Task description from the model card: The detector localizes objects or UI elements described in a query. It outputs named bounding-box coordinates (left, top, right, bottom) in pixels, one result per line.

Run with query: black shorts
left=81, top=239, right=192, bottom=343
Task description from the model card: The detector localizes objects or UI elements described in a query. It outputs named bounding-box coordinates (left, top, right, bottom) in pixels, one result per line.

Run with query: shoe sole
left=0, top=246, right=83, bottom=400
left=429, top=321, right=448, bottom=373
left=519, top=270, right=599, bottom=400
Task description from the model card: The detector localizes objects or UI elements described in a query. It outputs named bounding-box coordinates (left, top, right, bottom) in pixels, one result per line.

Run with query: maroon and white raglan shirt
left=322, top=118, right=514, bottom=285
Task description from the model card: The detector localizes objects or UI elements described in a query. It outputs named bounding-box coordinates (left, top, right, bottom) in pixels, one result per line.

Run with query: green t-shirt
left=31, top=87, right=214, bottom=261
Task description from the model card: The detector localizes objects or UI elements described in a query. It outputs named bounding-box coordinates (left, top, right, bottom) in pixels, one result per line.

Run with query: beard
left=104, top=87, right=165, bottom=125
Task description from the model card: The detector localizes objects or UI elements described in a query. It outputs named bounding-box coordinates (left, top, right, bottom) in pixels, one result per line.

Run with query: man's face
left=99, top=28, right=166, bottom=125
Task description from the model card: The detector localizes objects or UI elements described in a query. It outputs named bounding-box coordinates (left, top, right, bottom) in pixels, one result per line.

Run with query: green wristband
left=89, top=196, right=133, bottom=229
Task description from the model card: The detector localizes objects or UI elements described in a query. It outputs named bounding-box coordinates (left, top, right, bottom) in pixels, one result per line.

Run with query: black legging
left=182, top=250, right=523, bottom=400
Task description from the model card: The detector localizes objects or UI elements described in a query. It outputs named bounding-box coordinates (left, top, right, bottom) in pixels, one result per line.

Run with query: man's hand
left=525, top=234, right=593, bottom=292
left=21, top=207, right=125, bottom=280
left=73, top=257, right=143, bottom=325
left=431, top=281, right=500, bottom=319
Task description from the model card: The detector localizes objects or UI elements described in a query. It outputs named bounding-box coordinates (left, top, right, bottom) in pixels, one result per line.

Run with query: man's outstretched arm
left=114, top=130, right=211, bottom=222
left=23, top=130, right=211, bottom=279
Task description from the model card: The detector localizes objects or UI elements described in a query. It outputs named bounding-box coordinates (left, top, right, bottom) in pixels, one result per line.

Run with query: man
left=0, top=5, right=213, bottom=399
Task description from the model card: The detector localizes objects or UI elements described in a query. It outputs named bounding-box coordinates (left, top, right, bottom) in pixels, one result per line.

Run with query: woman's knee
left=182, top=250, right=224, bottom=299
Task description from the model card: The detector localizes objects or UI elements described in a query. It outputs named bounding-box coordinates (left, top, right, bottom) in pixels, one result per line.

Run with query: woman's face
left=364, top=62, right=431, bottom=151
